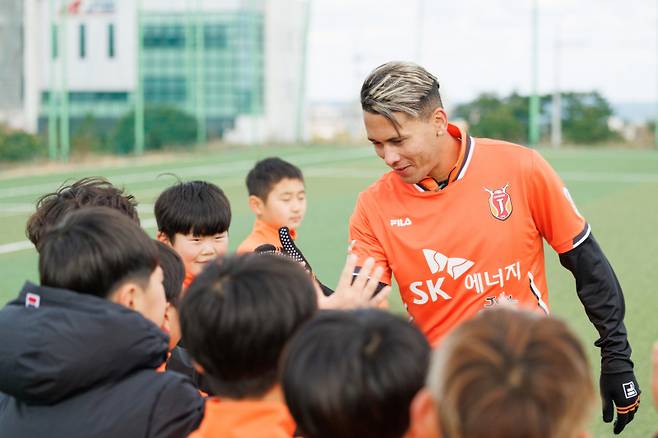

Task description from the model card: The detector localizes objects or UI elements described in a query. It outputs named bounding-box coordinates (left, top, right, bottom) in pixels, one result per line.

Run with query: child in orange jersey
left=155, top=180, right=231, bottom=289
left=180, top=253, right=318, bottom=438
left=237, top=157, right=306, bottom=253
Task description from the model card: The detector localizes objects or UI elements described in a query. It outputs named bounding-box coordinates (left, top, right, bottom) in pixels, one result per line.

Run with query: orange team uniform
left=189, top=398, right=295, bottom=438
left=237, top=219, right=297, bottom=254
left=349, top=123, right=588, bottom=345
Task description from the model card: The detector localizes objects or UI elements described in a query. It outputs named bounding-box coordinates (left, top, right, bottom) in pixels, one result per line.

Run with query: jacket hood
left=0, top=282, right=169, bottom=405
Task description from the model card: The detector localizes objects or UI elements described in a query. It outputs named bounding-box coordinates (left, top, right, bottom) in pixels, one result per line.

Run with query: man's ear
left=248, top=195, right=265, bottom=216
left=408, top=388, right=442, bottom=438
left=431, top=107, right=448, bottom=135
left=156, top=231, right=170, bottom=245
left=110, top=281, right=139, bottom=311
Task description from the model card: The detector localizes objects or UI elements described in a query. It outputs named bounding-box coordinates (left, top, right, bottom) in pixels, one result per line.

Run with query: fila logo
left=422, top=249, right=474, bottom=279
left=390, top=217, right=412, bottom=227
left=25, top=293, right=40, bottom=308
left=623, top=381, right=638, bottom=399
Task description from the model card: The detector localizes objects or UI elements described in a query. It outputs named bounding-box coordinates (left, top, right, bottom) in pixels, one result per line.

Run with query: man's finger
left=613, top=413, right=628, bottom=434
left=353, top=257, right=375, bottom=290
left=368, top=285, right=391, bottom=307
left=602, top=395, right=614, bottom=423
left=360, top=266, right=384, bottom=301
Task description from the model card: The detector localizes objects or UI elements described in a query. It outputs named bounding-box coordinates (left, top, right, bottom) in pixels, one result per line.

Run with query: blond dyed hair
left=360, top=61, right=443, bottom=128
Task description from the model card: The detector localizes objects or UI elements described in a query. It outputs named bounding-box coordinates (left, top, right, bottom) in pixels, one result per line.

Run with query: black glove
left=600, top=371, right=641, bottom=434
left=254, top=229, right=334, bottom=297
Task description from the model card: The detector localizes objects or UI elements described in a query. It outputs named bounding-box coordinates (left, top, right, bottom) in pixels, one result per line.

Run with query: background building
left=6, top=0, right=309, bottom=148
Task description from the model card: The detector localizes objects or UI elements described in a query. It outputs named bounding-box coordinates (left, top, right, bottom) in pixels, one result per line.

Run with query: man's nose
left=383, top=146, right=400, bottom=167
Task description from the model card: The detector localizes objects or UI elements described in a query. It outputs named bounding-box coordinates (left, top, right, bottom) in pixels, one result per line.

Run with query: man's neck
left=428, top=135, right=461, bottom=182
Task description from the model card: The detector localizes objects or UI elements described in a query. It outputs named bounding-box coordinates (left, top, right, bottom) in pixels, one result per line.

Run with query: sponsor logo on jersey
left=390, top=217, right=413, bottom=227
left=484, top=183, right=513, bottom=221
left=410, top=249, right=475, bottom=305
left=422, top=249, right=474, bottom=278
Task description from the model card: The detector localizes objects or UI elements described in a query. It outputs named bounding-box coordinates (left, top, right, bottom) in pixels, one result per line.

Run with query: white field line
left=0, top=217, right=159, bottom=255
left=0, top=149, right=372, bottom=200
left=1, top=167, right=657, bottom=255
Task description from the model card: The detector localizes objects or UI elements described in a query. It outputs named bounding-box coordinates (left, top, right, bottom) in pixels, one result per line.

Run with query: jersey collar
left=413, top=123, right=476, bottom=192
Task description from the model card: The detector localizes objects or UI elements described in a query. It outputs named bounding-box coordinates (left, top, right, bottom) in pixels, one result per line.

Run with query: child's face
left=170, top=232, right=229, bottom=276
left=261, top=178, right=306, bottom=230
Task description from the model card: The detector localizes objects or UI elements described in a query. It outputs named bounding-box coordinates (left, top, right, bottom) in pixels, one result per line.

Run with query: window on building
left=108, top=24, right=115, bottom=58
left=52, top=24, right=58, bottom=58
left=204, top=24, right=227, bottom=49
left=144, top=76, right=187, bottom=103
left=79, top=24, right=86, bottom=58
left=143, top=24, right=185, bottom=48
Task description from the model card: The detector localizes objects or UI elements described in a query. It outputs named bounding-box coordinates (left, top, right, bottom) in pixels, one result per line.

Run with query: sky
left=306, top=0, right=657, bottom=108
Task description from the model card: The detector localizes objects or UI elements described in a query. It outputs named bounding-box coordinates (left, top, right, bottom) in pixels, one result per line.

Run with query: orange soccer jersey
left=349, top=124, right=588, bottom=344
left=236, top=219, right=297, bottom=254
left=189, top=398, right=296, bottom=438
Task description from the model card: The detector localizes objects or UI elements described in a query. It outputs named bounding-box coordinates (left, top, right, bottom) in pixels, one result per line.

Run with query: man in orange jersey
left=350, top=61, right=639, bottom=435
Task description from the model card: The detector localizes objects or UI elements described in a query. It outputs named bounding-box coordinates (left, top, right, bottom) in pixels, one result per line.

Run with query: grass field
left=1, top=144, right=657, bottom=436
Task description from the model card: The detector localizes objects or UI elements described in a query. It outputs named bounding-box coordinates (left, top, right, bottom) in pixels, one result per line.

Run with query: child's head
left=416, top=307, right=595, bottom=438
left=246, top=157, right=306, bottom=230
left=39, top=207, right=166, bottom=327
left=281, top=309, right=430, bottom=438
left=155, top=180, right=231, bottom=276
left=26, top=177, right=139, bottom=251
left=155, top=241, right=185, bottom=349
left=179, top=253, right=317, bottom=399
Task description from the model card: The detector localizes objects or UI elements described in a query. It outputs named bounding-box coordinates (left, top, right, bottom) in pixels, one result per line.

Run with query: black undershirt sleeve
left=558, top=232, right=633, bottom=374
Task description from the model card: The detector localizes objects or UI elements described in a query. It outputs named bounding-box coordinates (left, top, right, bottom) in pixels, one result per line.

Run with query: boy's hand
left=318, top=255, right=390, bottom=309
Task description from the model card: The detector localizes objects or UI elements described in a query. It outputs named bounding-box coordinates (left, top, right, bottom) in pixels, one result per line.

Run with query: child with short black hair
left=237, top=157, right=306, bottom=253
left=0, top=207, right=203, bottom=437
left=180, top=253, right=318, bottom=437
left=155, top=241, right=185, bottom=351
left=281, top=308, right=430, bottom=438
left=155, top=180, right=231, bottom=288
left=26, top=176, right=139, bottom=251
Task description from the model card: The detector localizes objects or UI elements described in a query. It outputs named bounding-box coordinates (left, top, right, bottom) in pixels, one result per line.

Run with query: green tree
left=113, top=105, right=197, bottom=154
left=560, top=91, right=619, bottom=144
left=0, top=125, right=45, bottom=161
left=453, top=93, right=526, bottom=143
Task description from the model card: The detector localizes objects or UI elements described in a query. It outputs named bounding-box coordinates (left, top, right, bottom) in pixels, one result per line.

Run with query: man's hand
left=600, top=370, right=641, bottom=434
left=318, top=255, right=391, bottom=310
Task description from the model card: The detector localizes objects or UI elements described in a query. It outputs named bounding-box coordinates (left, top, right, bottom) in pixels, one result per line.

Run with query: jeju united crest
left=484, top=184, right=513, bottom=221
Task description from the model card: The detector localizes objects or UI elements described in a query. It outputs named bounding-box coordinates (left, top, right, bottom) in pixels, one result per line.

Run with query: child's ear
left=408, top=388, right=442, bottom=438
left=156, top=231, right=170, bottom=245
left=248, top=195, right=265, bottom=216
left=162, top=302, right=172, bottom=333
left=110, top=282, right=139, bottom=311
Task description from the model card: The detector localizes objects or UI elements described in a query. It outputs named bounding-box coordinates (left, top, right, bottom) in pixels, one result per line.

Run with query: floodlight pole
left=48, top=0, right=58, bottom=160
left=134, top=0, right=144, bottom=155
left=528, top=0, right=540, bottom=147
left=295, top=0, right=311, bottom=143
left=195, top=0, right=207, bottom=146
left=59, top=1, right=70, bottom=162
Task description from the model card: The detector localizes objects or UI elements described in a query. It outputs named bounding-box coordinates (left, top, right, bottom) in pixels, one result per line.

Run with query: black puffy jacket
left=0, top=282, right=204, bottom=437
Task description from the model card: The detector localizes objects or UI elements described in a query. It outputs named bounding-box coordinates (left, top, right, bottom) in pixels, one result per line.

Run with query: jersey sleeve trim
left=572, top=222, right=592, bottom=249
